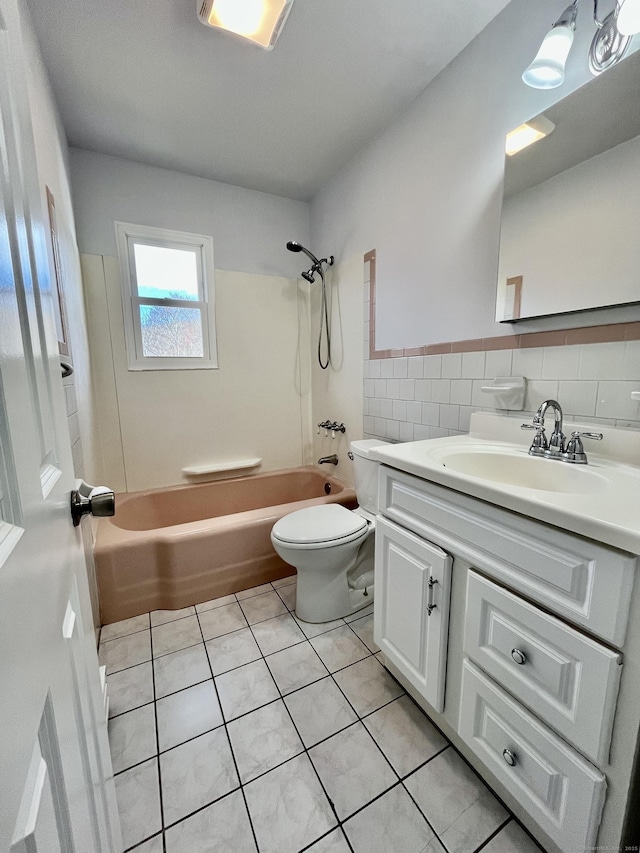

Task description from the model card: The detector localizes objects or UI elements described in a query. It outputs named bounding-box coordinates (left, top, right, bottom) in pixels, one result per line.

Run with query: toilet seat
left=271, top=504, right=368, bottom=548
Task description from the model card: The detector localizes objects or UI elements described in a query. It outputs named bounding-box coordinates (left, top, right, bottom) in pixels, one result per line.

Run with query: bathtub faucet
left=318, top=455, right=339, bottom=465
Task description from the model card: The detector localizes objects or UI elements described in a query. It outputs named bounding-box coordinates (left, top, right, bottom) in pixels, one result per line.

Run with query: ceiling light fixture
left=522, top=0, right=634, bottom=89
left=197, top=0, right=295, bottom=50
left=616, top=0, right=640, bottom=35
left=505, top=116, right=556, bottom=156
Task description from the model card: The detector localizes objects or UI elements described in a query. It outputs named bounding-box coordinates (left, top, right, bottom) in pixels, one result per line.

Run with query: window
left=115, top=222, right=217, bottom=370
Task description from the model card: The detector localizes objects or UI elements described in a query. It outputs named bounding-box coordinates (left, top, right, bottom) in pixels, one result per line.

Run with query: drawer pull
left=427, top=576, right=438, bottom=615
left=511, top=648, right=527, bottom=665
left=502, top=748, right=517, bottom=767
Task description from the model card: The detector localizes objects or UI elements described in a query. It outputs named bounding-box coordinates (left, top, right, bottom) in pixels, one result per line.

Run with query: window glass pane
left=139, top=305, right=204, bottom=358
left=133, top=243, right=199, bottom=301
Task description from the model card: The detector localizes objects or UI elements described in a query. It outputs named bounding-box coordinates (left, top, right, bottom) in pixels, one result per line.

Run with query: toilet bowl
left=270, top=439, right=388, bottom=622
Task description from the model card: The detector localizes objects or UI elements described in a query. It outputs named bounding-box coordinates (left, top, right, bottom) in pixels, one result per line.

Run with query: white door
left=374, top=515, right=452, bottom=712
left=0, top=4, right=121, bottom=852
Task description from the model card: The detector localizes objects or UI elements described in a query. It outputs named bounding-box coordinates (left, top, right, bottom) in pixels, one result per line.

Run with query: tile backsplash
left=362, top=253, right=640, bottom=441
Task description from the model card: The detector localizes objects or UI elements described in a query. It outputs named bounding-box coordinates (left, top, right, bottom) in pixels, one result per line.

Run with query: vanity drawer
left=465, top=571, right=621, bottom=765
left=459, top=659, right=606, bottom=853
left=379, top=466, right=635, bottom=646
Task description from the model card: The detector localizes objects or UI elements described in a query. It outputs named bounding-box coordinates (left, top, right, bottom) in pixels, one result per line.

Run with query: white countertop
left=370, top=412, right=640, bottom=555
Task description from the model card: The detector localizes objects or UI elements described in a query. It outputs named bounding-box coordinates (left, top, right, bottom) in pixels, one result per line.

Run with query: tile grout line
left=195, top=607, right=261, bottom=853
left=148, top=611, right=167, bottom=853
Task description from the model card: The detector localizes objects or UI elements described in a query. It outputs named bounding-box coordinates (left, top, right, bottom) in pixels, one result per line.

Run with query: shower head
left=301, top=269, right=316, bottom=284
left=286, top=240, right=321, bottom=267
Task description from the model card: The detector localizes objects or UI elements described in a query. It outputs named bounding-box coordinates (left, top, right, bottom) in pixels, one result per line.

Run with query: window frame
left=115, top=221, right=218, bottom=371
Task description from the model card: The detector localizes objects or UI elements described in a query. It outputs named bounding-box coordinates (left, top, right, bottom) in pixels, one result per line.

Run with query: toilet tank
left=350, top=439, right=388, bottom=514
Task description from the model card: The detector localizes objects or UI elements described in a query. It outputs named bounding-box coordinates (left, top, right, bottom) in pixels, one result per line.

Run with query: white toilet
left=270, top=439, right=388, bottom=622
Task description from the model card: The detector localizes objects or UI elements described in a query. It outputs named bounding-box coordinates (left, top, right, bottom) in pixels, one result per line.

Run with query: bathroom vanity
left=371, top=413, right=640, bottom=853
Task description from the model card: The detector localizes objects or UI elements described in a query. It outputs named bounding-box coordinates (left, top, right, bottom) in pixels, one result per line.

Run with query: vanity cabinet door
left=374, top=516, right=452, bottom=712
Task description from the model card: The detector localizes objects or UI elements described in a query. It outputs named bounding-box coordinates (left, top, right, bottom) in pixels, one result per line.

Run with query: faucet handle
left=521, top=423, right=537, bottom=430
left=563, top=430, right=603, bottom=464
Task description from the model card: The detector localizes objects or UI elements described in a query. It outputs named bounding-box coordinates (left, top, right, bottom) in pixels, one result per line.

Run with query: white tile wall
left=364, top=340, right=640, bottom=442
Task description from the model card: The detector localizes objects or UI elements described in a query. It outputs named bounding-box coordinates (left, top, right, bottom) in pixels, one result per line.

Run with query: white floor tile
left=266, top=641, right=329, bottom=695
left=156, top=680, right=222, bottom=751
left=309, top=723, right=396, bottom=820
left=404, top=748, right=508, bottom=853
left=129, top=834, right=163, bottom=853
left=343, top=783, right=435, bottom=853
left=333, top=655, right=404, bottom=716
left=344, top=603, right=374, bottom=623
left=206, top=627, right=261, bottom=675
left=108, top=661, right=154, bottom=718
left=195, top=593, right=237, bottom=613
left=150, top=606, right=196, bottom=627
left=227, top=699, right=303, bottom=783
left=272, top=574, right=296, bottom=589
left=101, top=613, right=150, bottom=642
left=284, top=677, right=357, bottom=748
left=154, top=643, right=211, bottom=699
left=99, top=631, right=152, bottom=675
left=363, top=695, right=446, bottom=776
left=239, top=591, right=288, bottom=625
left=151, top=615, right=202, bottom=657
left=348, top=612, right=379, bottom=653
left=114, top=758, right=161, bottom=851
left=481, top=820, right=543, bottom=853
left=198, top=602, right=248, bottom=641
left=275, top=582, right=296, bottom=611
left=310, top=625, right=370, bottom=672
left=293, top=615, right=346, bottom=639
left=236, top=583, right=274, bottom=600
left=306, top=829, right=351, bottom=852
left=160, top=727, right=239, bottom=826
left=250, top=612, right=305, bottom=657
left=244, top=753, right=336, bottom=853
left=215, top=659, right=280, bottom=720
left=165, top=789, right=256, bottom=853
left=109, top=703, right=157, bottom=774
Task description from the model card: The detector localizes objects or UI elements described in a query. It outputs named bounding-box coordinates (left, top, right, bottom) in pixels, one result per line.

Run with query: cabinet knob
left=511, top=648, right=526, bottom=665
left=502, top=748, right=517, bottom=767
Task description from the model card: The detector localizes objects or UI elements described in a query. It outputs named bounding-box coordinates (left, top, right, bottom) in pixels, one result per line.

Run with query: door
left=374, top=515, right=452, bottom=712
left=0, top=3, right=121, bottom=852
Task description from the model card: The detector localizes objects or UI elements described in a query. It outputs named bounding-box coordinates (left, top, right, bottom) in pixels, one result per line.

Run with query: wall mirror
left=496, top=48, right=640, bottom=322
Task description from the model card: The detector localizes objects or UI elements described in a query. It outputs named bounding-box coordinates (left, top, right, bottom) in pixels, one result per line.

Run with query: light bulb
left=522, top=24, right=575, bottom=89
left=616, top=0, right=640, bottom=34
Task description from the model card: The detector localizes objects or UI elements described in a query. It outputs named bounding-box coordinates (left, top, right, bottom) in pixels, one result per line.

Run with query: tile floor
left=100, top=576, right=544, bottom=853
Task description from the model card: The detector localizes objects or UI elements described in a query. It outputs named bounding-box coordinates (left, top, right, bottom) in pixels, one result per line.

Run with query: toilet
left=270, top=439, right=388, bottom=622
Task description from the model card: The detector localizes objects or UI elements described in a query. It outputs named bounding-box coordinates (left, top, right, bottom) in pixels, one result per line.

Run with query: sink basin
left=433, top=448, right=609, bottom=494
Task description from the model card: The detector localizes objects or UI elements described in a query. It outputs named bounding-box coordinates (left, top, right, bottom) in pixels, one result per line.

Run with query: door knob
left=70, top=489, right=115, bottom=526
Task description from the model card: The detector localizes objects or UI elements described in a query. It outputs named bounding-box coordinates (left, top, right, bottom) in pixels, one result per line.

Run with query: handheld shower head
left=286, top=240, right=321, bottom=267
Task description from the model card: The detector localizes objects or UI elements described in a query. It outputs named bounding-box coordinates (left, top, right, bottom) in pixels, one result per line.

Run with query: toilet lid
left=272, top=504, right=368, bottom=545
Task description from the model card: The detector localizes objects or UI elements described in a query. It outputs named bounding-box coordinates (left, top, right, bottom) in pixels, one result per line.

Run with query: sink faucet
left=522, top=400, right=603, bottom=463
left=318, top=454, right=339, bottom=465
left=522, top=399, right=565, bottom=457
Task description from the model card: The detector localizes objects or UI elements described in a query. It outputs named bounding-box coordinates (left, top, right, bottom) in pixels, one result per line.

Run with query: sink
left=434, top=448, right=609, bottom=494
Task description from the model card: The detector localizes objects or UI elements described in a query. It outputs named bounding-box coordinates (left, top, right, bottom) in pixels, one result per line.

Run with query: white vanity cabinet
left=373, top=516, right=452, bottom=712
left=375, top=462, right=639, bottom=853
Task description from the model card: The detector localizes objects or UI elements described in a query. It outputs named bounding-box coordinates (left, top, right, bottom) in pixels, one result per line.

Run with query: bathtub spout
left=318, top=455, right=339, bottom=465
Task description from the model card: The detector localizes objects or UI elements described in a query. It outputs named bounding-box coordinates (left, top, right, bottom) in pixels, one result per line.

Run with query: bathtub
left=95, top=466, right=357, bottom=624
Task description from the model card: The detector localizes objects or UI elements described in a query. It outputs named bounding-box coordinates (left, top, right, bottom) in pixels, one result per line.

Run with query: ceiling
left=26, top=0, right=512, bottom=200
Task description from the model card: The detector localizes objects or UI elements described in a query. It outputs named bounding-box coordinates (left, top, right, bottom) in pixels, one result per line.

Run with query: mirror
left=496, top=49, right=640, bottom=322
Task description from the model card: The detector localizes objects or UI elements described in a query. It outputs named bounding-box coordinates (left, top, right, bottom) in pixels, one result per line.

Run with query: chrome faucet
left=318, top=454, right=339, bottom=465
left=522, top=399, right=602, bottom=463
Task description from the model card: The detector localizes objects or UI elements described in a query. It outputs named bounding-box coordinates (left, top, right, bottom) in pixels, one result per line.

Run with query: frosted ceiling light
left=616, top=0, right=640, bottom=34
left=505, top=116, right=556, bottom=156
left=197, top=0, right=295, bottom=50
left=522, top=3, right=578, bottom=89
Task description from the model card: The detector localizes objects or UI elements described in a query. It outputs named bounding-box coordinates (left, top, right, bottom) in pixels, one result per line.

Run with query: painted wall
left=18, top=0, right=97, bottom=480
left=70, top=150, right=313, bottom=492
left=309, top=0, right=640, bottom=350
left=69, top=148, right=310, bottom=279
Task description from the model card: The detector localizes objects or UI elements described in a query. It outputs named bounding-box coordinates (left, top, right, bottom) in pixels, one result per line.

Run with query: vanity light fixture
left=197, top=0, right=295, bottom=50
left=505, top=116, right=555, bottom=156
left=523, top=0, right=634, bottom=88
left=616, top=0, right=640, bottom=34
